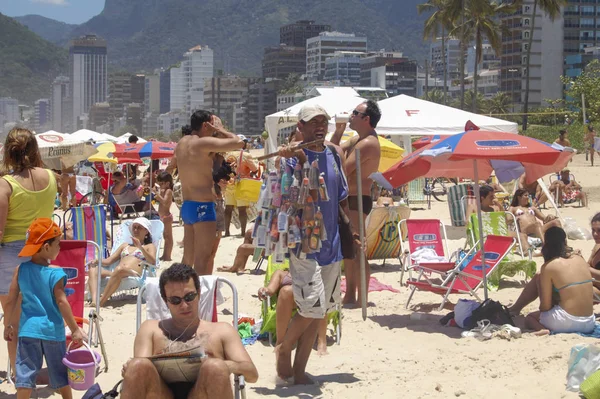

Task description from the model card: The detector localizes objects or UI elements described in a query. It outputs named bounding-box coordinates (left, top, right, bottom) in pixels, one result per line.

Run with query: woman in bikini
left=510, top=227, right=595, bottom=335
left=587, top=213, right=600, bottom=289
left=509, top=189, right=561, bottom=243
left=88, top=217, right=156, bottom=307
left=154, top=171, right=174, bottom=261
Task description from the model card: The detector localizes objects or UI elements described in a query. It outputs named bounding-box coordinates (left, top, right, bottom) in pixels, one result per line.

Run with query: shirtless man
left=176, top=110, right=245, bottom=275
left=121, top=263, right=258, bottom=399
left=331, top=100, right=381, bottom=305
left=518, top=172, right=548, bottom=207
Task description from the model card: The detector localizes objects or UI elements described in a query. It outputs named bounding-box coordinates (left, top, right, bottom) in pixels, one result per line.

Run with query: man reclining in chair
left=121, top=263, right=258, bottom=399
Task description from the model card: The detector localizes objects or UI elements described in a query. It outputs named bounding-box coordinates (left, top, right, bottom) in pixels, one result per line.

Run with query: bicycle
left=423, top=177, right=456, bottom=202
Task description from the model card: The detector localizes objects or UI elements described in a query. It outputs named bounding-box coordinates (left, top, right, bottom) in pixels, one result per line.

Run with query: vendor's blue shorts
left=181, top=201, right=217, bottom=225
left=16, top=337, right=68, bottom=389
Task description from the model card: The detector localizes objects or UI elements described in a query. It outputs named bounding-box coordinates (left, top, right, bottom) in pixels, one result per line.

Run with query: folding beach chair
left=398, top=219, right=455, bottom=286
left=366, top=205, right=410, bottom=265
left=98, top=219, right=163, bottom=301
left=7, top=240, right=109, bottom=385
left=464, top=211, right=525, bottom=258
left=64, top=205, right=109, bottom=264
left=259, top=256, right=342, bottom=347
left=549, top=172, right=583, bottom=207
left=448, top=183, right=474, bottom=227
left=136, top=276, right=246, bottom=399
left=405, top=235, right=516, bottom=311
left=405, top=178, right=427, bottom=207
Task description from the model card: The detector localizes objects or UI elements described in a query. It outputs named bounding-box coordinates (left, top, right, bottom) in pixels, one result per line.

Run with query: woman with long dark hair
left=509, top=189, right=561, bottom=243
left=510, top=227, right=595, bottom=335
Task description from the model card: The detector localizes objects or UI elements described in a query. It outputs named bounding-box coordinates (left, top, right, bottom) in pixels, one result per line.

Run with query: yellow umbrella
left=334, top=131, right=405, bottom=172
left=89, top=142, right=117, bottom=164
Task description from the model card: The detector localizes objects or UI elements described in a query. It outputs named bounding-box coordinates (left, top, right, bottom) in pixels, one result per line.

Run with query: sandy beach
left=2, top=153, right=599, bottom=398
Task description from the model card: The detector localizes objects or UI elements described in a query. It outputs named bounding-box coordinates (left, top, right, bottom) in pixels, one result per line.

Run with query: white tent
left=264, top=94, right=366, bottom=153
left=71, top=129, right=110, bottom=142
left=115, top=132, right=147, bottom=144
left=376, top=94, right=518, bottom=135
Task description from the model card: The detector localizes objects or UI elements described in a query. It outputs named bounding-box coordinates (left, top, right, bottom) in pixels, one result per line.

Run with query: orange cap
left=18, top=218, right=62, bottom=257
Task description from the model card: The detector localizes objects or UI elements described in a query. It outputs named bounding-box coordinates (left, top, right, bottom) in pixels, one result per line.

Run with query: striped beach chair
left=366, top=205, right=411, bottom=264
left=448, top=183, right=474, bottom=227
left=64, top=205, right=109, bottom=264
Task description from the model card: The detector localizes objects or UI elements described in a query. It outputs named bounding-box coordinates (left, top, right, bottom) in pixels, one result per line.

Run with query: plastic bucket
left=62, top=341, right=101, bottom=391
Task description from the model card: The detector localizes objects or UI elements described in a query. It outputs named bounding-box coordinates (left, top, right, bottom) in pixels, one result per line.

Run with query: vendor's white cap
left=298, top=105, right=331, bottom=122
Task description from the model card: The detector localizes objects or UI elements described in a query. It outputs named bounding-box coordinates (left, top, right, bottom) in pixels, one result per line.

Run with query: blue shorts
left=16, top=337, right=69, bottom=389
left=181, top=201, right=216, bottom=225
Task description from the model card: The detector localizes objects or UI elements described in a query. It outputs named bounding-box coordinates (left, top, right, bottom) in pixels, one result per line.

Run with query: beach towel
left=410, top=248, right=449, bottom=264
left=340, top=276, right=400, bottom=294
left=76, top=175, right=94, bottom=197
left=552, top=323, right=600, bottom=338
left=145, top=277, right=220, bottom=322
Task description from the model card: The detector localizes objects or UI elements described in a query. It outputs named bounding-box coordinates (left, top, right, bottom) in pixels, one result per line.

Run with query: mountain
left=0, top=13, right=68, bottom=104
left=69, top=0, right=429, bottom=74
left=14, top=14, right=76, bottom=46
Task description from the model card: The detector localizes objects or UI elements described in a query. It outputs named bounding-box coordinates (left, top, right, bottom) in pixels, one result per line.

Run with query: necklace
left=164, top=318, right=199, bottom=352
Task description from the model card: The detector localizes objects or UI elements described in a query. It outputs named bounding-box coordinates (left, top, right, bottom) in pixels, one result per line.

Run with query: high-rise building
left=499, top=0, right=563, bottom=108
left=430, top=37, right=462, bottom=80
left=324, top=51, right=365, bottom=86
left=145, top=74, right=161, bottom=115
left=359, top=51, right=411, bottom=85
left=69, top=35, right=108, bottom=129
left=262, top=45, right=307, bottom=79
left=306, top=32, right=368, bottom=80
left=280, top=20, right=331, bottom=47
left=33, top=99, right=51, bottom=132
left=204, top=76, right=255, bottom=128
left=466, top=42, right=500, bottom=75
left=108, top=71, right=132, bottom=119
left=159, top=69, right=171, bottom=114
left=0, top=97, right=20, bottom=125
left=88, top=102, right=110, bottom=131
left=245, top=79, right=283, bottom=136
left=51, top=76, right=71, bottom=132
left=131, top=74, right=145, bottom=104
left=170, top=45, right=214, bottom=112
left=126, top=103, right=143, bottom=136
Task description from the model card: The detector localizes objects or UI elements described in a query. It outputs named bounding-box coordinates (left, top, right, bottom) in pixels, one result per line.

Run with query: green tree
left=563, top=59, right=600, bottom=122
left=418, top=0, right=452, bottom=104
left=452, top=89, right=485, bottom=113
left=481, top=92, right=512, bottom=115
left=279, top=73, right=304, bottom=95
left=422, top=88, right=446, bottom=104
left=169, top=129, right=182, bottom=142
left=522, top=0, right=567, bottom=131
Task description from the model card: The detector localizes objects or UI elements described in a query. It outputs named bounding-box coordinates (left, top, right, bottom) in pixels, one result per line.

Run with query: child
left=154, top=171, right=174, bottom=261
left=3, top=218, right=87, bottom=399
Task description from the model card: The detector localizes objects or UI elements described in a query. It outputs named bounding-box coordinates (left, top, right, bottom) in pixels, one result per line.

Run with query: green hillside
left=0, top=13, right=68, bottom=104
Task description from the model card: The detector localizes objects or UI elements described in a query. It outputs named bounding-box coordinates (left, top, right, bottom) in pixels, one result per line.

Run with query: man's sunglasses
left=166, top=291, right=198, bottom=305
left=352, top=110, right=368, bottom=117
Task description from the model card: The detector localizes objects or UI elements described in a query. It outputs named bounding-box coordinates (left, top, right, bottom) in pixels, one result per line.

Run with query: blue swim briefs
left=181, top=201, right=217, bottom=225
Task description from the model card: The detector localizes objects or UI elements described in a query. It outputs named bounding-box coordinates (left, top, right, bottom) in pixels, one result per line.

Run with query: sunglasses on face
left=166, top=291, right=198, bottom=305
left=352, top=110, right=367, bottom=117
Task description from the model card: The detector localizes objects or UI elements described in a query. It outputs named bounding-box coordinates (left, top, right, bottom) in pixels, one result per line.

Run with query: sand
left=2, top=153, right=599, bottom=398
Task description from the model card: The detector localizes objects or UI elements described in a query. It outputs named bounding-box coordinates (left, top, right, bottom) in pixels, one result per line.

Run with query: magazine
left=149, top=345, right=206, bottom=383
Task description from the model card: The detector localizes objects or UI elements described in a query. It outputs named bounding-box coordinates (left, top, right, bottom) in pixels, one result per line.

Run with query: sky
left=0, top=0, right=105, bottom=24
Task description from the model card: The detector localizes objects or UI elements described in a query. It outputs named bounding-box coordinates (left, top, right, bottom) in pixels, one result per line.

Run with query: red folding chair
left=399, top=219, right=455, bottom=286
left=405, top=235, right=516, bottom=311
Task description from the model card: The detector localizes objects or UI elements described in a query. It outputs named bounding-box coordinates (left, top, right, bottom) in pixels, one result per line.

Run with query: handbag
left=338, top=205, right=356, bottom=260
left=82, top=379, right=123, bottom=399
left=234, top=150, right=261, bottom=203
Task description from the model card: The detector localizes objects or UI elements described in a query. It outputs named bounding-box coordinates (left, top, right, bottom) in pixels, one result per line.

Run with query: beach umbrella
left=371, top=130, right=575, bottom=299
left=326, top=132, right=405, bottom=172
left=112, top=141, right=175, bottom=161
left=89, top=142, right=142, bottom=165
left=412, top=134, right=449, bottom=150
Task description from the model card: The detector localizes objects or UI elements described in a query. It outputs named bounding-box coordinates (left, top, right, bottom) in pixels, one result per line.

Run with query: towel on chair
left=76, top=176, right=94, bottom=197
left=145, top=276, right=221, bottom=322
left=340, top=276, right=400, bottom=294
left=410, top=248, right=449, bottom=264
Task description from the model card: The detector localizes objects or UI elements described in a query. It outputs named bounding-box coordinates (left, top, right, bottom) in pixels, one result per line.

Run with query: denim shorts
left=0, top=240, right=29, bottom=295
left=16, top=337, right=69, bottom=389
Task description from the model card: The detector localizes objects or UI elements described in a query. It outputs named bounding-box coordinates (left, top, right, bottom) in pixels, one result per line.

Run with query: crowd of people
left=1, top=105, right=600, bottom=398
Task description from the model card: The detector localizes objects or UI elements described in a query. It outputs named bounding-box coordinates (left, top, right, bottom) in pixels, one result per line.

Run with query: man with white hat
left=276, top=104, right=349, bottom=384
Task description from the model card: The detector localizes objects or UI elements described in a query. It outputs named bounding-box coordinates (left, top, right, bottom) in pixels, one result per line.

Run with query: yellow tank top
left=2, top=169, right=57, bottom=243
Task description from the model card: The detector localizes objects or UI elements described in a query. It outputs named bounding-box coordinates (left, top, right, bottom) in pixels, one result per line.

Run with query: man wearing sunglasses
left=121, top=263, right=258, bottom=399
left=331, top=100, right=382, bottom=306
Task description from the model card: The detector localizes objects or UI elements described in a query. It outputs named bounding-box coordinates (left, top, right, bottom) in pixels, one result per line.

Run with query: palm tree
left=522, top=0, right=567, bottom=130
left=418, top=0, right=452, bottom=105
left=481, top=92, right=512, bottom=114
left=444, top=0, right=473, bottom=109
left=422, top=88, right=446, bottom=104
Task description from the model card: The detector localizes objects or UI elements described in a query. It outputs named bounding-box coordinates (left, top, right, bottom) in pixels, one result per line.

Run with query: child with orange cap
left=3, top=218, right=87, bottom=399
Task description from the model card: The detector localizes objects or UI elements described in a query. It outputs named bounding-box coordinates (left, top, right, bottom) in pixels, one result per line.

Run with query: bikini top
left=121, top=246, right=146, bottom=262
left=515, top=208, right=535, bottom=217
left=552, top=279, right=593, bottom=293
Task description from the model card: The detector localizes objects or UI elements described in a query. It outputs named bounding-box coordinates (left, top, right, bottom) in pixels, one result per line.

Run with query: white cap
left=298, top=104, right=331, bottom=122
left=130, top=217, right=152, bottom=235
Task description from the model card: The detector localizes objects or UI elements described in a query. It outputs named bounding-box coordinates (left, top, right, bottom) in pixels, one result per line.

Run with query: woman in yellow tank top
left=0, top=128, right=57, bottom=373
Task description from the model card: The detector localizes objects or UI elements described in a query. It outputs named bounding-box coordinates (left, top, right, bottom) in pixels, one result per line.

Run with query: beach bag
left=234, top=150, right=261, bottom=203
left=567, top=344, right=600, bottom=392
left=82, top=380, right=123, bottom=399
left=464, top=299, right=514, bottom=329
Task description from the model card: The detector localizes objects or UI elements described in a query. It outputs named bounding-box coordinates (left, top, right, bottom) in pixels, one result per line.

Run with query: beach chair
left=259, top=256, right=342, bottom=347
left=398, top=219, right=455, bottom=286
left=404, top=178, right=427, bottom=207
left=99, top=219, right=163, bottom=300
left=136, top=276, right=246, bottom=399
left=464, top=211, right=525, bottom=258
left=448, top=183, right=474, bottom=226
left=6, top=240, right=109, bottom=386
left=405, top=235, right=516, bottom=311
left=366, top=205, right=410, bottom=264
left=64, top=205, right=109, bottom=264
left=549, top=172, right=582, bottom=207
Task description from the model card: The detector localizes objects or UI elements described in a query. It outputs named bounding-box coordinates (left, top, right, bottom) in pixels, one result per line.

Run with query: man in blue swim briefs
left=176, top=110, right=246, bottom=275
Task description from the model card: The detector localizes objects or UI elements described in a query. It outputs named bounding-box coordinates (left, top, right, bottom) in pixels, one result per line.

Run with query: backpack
left=464, top=299, right=514, bottom=329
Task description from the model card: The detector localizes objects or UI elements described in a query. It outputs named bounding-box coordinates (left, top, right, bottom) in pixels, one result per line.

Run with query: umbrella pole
left=356, top=148, right=368, bottom=321
left=472, top=160, right=488, bottom=300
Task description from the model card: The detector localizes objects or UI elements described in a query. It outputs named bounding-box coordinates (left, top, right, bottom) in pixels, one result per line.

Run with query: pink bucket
left=62, top=341, right=101, bottom=391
